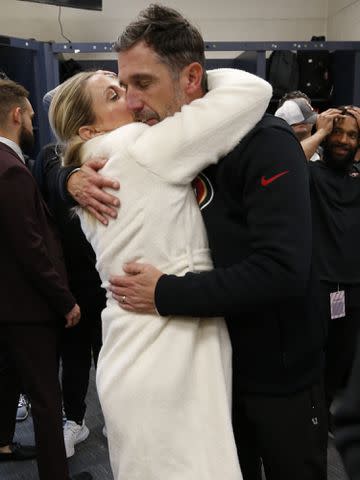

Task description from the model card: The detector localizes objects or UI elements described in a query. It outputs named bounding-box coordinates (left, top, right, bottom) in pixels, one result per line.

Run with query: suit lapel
left=0, top=141, right=25, bottom=165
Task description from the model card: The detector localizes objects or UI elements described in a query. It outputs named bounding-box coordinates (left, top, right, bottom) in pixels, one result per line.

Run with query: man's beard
left=323, top=142, right=357, bottom=172
left=134, top=109, right=161, bottom=124
left=134, top=84, right=186, bottom=124
left=19, top=124, right=34, bottom=154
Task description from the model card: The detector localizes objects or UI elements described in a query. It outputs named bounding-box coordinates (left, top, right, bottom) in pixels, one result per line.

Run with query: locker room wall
left=327, top=1, right=360, bottom=40
left=0, top=0, right=328, bottom=43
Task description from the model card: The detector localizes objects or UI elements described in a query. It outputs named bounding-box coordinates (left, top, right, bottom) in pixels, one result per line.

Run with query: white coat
left=78, top=68, right=272, bottom=480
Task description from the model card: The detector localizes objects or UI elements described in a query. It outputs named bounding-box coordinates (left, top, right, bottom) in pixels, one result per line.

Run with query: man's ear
left=12, top=106, right=22, bottom=126
left=78, top=125, right=98, bottom=140
left=181, top=62, right=204, bottom=97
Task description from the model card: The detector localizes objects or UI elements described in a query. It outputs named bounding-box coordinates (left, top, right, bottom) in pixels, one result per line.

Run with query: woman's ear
left=78, top=125, right=98, bottom=140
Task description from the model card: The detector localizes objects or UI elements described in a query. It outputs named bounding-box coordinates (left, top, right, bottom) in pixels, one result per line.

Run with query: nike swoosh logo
left=261, top=170, right=289, bottom=187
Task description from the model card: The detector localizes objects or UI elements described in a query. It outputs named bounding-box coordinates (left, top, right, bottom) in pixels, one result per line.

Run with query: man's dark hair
left=114, top=4, right=207, bottom=90
left=278, top=90, right=311, bottom=108
left=337, top=106, right=359, bottom=126
left=0, top=79, right=29, bottom=125
left=323, top=106, right=360, bottom=144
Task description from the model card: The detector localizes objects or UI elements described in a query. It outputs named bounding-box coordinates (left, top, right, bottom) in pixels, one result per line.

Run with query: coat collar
left=0, top=139, right=25, bottom=164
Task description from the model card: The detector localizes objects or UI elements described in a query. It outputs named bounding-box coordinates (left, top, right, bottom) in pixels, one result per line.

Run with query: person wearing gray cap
left=275, top=97, right=318, bottom=140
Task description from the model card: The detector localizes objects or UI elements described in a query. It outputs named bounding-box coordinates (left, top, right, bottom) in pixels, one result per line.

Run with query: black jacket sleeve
left=155, top=126, right=312, bottom=317
left=35, top=144, right=78, bottom=207
left=57, top=165, right=78, bottom=206
left=335, top=335, right=360, bottom=480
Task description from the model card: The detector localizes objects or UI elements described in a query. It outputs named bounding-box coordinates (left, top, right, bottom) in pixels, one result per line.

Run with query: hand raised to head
left=346, top=106, right=360, bottom=131
left=316, top=108, right=344, bottom=136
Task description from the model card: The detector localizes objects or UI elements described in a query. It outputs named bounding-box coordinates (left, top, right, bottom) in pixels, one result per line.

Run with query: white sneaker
left=63, top=420, right=89, bottom=458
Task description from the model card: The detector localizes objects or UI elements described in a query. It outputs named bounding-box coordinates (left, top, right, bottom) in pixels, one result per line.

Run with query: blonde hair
left=49, top=71, right=97, bottom=167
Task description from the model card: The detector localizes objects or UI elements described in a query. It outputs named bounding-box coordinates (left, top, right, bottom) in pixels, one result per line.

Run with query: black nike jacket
left=155, top=115, right=325, bottom=395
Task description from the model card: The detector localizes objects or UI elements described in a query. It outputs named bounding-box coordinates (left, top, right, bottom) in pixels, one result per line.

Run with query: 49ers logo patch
left=192, top=173, right=214, bottom=210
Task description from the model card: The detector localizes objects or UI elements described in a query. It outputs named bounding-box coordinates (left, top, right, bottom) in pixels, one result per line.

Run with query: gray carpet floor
left=0, top=368, right=349, bottom=480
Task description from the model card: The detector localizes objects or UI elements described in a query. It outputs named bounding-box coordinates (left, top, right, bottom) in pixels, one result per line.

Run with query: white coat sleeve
left=129, top=68, right=272, bottom=184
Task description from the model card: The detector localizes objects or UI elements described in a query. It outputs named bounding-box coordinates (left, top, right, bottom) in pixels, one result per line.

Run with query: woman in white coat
left=49, top=68, right=272, bottom=480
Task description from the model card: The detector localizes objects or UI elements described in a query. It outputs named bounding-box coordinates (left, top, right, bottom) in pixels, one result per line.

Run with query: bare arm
left=301, top=130, right=327, bottom=161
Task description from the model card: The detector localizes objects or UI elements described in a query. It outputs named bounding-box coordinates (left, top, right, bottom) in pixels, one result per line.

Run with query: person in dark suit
left=0, top=79, right=90, bottom=480
left=335, top=331, right=360, bottom=480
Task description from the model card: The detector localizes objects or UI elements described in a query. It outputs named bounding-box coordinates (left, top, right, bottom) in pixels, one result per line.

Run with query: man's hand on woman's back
left=67, top=157, right=120, bottom=225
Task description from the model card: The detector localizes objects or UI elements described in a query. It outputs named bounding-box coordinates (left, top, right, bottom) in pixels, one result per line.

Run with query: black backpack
left=297, top=50, right=332, bottom=99
left=267, top=51, right=299, bottom=98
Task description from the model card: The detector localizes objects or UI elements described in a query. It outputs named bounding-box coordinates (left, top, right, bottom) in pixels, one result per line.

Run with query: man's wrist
left=317, top=127, right=331, bottom=139
left=58, top=166, right=79, bottom=206
left=154, top=274, right=169, bottom=315
left=66, top=167, right=81, bottom=185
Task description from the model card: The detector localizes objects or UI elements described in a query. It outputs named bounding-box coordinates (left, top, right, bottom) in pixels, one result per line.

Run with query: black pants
left=320, top=282, right=360, bottom=409
left=232, top=381, right=328, bottom=480
left=61, top=289, right=104, bottom=423
left=0, top=324, right=69, bottom=480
